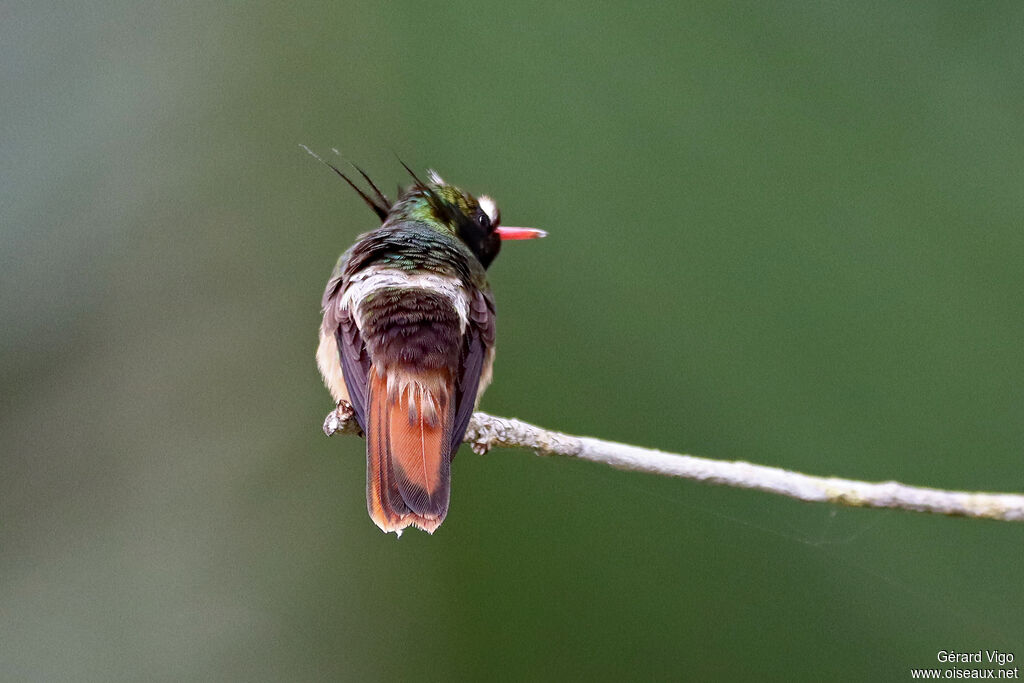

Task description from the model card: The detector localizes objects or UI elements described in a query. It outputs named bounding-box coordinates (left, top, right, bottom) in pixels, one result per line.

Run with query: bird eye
left=475, top=210, right=490, bottom=229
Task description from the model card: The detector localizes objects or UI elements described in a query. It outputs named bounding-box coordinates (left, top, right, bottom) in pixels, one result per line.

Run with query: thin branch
left=322, top=404, right=1024, bottom=522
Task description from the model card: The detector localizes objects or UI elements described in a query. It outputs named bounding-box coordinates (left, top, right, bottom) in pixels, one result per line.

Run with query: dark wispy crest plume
left=300, top=145, right=389, bottom=221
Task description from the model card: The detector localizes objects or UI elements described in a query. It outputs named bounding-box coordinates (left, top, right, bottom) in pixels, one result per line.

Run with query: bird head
left=393, top=167, right=546, bottom=268
left=301, top=147, right=545, bottom=270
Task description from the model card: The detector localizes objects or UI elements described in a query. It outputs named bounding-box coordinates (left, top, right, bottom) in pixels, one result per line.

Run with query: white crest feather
left=478, top=195, right=498, bottom=223
left=427, top=169, right=445, bottom=185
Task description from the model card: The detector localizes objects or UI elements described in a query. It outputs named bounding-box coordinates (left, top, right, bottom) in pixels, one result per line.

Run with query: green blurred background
left=3, top=1, right=1023, bottom=680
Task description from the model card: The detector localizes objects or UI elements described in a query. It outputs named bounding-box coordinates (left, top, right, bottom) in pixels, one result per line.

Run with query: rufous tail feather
left=366, top=367, right=453, bottom=534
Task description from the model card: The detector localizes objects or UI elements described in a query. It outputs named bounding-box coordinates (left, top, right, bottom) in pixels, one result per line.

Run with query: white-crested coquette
left=311, top=152, right=545, bottom=535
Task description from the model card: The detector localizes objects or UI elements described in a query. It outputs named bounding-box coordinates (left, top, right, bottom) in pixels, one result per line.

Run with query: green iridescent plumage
left=330, top=179, right=498, bottom=292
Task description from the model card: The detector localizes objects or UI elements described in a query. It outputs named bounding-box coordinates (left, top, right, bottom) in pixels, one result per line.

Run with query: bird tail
left=366, top=367, right=453, bottom=535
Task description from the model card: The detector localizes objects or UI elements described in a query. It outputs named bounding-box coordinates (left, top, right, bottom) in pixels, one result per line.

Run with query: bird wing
left=336, top=306, right=371, bottom=431
left=320, top=259, right=373, bottom=432
left=449, top=288, right=496, bottom=456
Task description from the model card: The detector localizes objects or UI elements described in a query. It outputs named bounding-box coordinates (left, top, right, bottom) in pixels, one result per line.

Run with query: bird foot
left=323, top=400, right=362, bottom=437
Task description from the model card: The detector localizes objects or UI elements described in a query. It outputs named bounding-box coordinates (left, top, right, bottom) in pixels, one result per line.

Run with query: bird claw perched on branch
left=463, top=414, right=513, bottom=455
left=322, top=401, right=361, bottom=437
left=464, top=418, right=495, bottom=455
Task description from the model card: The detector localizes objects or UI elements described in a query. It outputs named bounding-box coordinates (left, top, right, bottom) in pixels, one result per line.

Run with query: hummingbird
left=312, top=152, right=545, bottom=535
